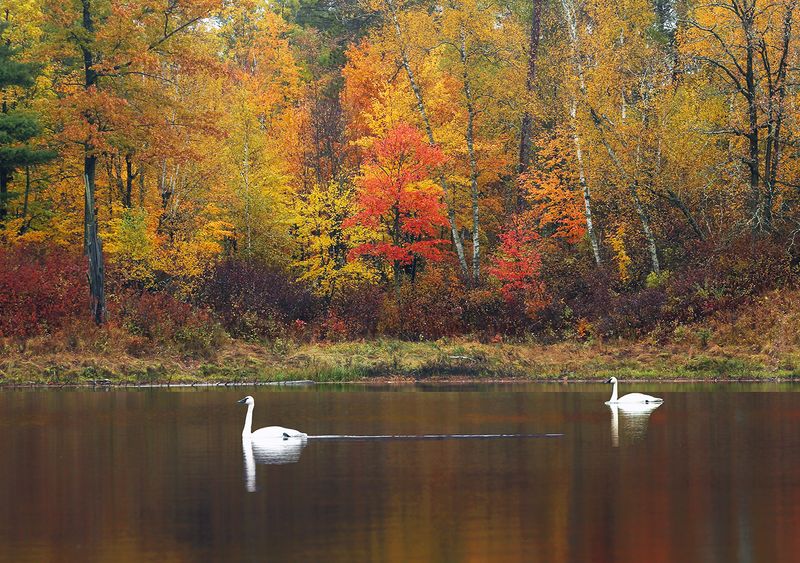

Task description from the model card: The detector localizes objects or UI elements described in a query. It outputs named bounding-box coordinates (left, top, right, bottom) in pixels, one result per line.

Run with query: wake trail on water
left=307, top=433, right=563, bottom=441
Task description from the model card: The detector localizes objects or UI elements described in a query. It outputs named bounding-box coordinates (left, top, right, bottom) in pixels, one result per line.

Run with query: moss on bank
left=1, top=337, right=798, bottom=386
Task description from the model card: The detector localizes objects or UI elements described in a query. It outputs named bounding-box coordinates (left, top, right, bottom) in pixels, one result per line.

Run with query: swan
left=605, top=377, right=663, bottom=404
left=237, top=395, right=308, bottom=440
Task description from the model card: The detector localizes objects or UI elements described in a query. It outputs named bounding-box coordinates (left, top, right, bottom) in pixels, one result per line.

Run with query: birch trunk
left=590, top=108, right=661, bottom=274
left=561, top=0, right=602, bottom=265
left=459, top=28, right=481, bottom=285
left=570, top=101, right=602, bottom=265
left=387, top=0, right=470, bottom=279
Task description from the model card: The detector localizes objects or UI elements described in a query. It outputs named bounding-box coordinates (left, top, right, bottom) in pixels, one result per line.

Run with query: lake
left=1, top=383, right=799, bottom=562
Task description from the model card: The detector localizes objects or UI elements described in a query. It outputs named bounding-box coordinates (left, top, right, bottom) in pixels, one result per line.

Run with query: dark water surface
left=2, top=383, right=800, bottom=562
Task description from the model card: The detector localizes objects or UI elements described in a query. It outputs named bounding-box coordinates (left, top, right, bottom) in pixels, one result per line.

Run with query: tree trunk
left=561, top=0, right=603, bottom=265
left=741, top=1, right=761, bottom=231
left=85, top=172, right=106, bottom=325
left=386, top=0, right=470, bottom=279
left=631, top=182, right=660, bottom=275
left=590, top=107, right=661, bottom=274
left=159, top=160, right=171, bottom=209
left=460, top=27, right=481, bottom=286
left=123, top=153, right=134, bottom=208
left=665, top=188, right=705, bottom=240
left=761, top=0, right=794, bottom=230
left=518, top=0, right=542, bottom=175
left=81, top=0, right=106, bottom=324
left=570, top=100, right=602, bottom=265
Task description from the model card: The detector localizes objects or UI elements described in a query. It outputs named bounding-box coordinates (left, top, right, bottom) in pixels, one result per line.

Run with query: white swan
left=237, top=395, right=308, bottom=440
left=605, top=377, right=663, bottom=404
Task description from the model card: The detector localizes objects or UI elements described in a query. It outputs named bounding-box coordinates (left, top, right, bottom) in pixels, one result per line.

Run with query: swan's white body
left=605, top=377, right=663, bottom=405
left=238, top=396, right=308, bottom=440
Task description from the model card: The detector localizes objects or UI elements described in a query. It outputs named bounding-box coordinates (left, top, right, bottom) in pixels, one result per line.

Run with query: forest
left=0, top=0, right=799, bottom=377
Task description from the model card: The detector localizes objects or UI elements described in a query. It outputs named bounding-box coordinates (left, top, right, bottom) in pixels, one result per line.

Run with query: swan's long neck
left=243, top=403, right=254, bottom=436
left=610, top=380, right=619, bottom=402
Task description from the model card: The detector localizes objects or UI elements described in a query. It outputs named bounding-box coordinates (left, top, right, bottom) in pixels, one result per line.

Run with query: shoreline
left=1, top=337, right=797, bottom=387
left=1, top=377, right=797, bottom=389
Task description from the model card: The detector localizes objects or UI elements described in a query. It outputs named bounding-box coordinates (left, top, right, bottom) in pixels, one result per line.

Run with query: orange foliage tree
left=520, top=130, right=588, bottom=245
left=345, top=123, right=449, bottom=289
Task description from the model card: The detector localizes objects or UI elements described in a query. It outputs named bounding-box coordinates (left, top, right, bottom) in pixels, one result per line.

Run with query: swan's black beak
left=605, top=378, right=613, bottom=384
left=237, top=398, right=247, bottom=404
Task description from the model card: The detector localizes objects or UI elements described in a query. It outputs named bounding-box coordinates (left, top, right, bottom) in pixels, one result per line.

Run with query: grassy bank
left=0, top=336, right=798, bottom=386
left=2, top=289, right=798, bottom=386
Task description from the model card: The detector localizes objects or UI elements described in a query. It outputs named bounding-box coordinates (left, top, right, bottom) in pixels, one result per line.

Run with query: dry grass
left=1, top=290, right=799, bottom=385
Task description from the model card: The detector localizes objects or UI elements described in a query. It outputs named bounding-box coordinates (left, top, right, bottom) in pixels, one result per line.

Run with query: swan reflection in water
left=242, top=436, right=307, bottom=492
left=609, top=402, right=662, bottom=447
left=237, top=395, right=308, bottom=491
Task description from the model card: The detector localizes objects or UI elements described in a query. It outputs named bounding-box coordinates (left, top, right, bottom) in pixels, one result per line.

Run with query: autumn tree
left=294, top=179, right=377, bottom=300
left=488, top=219, right=547, bottom=318
left=369, top=0, right=471, bottom=278
left=218, top=3, right=301, bottom=260
left=521, top=129, right=588, bottom=245
left=44, top=0, right=221, bottom=323
left=684, top=0, right=798, bottom=233
left=558, top=0, right=687, bottom=275
left=437, top=0, right=524, bottom=285
left=345, top=123, right=449, bottom=291
left=551, top=0, right=604, bottom=265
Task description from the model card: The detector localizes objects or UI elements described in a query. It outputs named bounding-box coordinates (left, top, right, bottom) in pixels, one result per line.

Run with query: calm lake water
left=2, top=383, right=800, bottom=562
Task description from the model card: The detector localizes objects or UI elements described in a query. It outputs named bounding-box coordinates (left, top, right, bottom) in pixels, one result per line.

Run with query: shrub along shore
left=1, top=245, right=797, bottom=386
left=1, top=334, right=797, bottom=386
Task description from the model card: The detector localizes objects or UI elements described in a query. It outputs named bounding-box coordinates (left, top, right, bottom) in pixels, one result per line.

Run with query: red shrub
left=323, top=283, right=385, bottom=339
left=198, top=259, right=321, bottom=339
left=0, top=243, right=86, bottom=338
left=110, top=289, right=224, bottom=354
left=386, top=268, right=465, bottom=339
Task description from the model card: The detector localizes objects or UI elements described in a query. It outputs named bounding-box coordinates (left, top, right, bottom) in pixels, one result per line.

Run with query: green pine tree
left=0, top=35, right=55, bottom=221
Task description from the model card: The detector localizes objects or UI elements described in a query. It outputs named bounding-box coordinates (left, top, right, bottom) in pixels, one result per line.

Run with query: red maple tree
left=345, top=123, right=449, bottom=286
left=488, top=218, right=548, bottom=317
